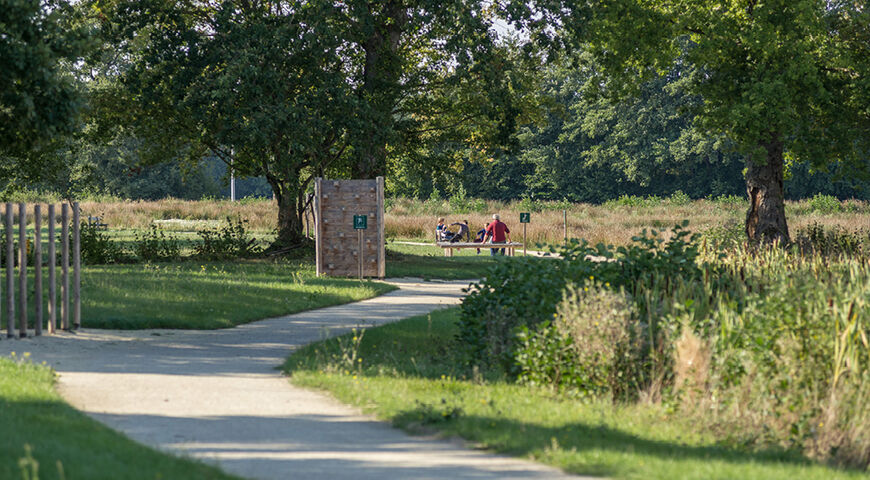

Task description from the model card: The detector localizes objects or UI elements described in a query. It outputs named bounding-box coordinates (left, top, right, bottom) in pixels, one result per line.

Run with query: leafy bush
left=134, top=225, right=181, bottom=261
left=808, top=193, right=843, bottom=213
left=666, top=190, right=692, bottom=206
left=516, top=283, right=640, bottom=399
left=194, top=216, right=261, bottom=260
left=79, top=220, right=126, bottom=264
left=709, top=194, right=745, bottom=206
left=458, top=221, right=704, bottom=374
left=701, top=220, right=744, bottom=251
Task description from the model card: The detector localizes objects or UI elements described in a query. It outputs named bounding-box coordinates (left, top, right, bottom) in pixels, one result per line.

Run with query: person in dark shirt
left=448, top=220, right=470, bottom=243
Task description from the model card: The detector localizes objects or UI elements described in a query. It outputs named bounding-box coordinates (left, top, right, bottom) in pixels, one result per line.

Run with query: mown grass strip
left=284, top=307, right=867, bottom=480
left=0, top=357, right=239, bottom=480
left=1, top=260, right=395, bottom=330
left=386, top=242, right=500, bottom=279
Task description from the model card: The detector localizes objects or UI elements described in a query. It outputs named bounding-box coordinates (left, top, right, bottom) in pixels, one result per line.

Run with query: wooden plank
left=5, top=204, right=13, bottom=338
left=61, top=203, right=69, bottom=330
left=34, top=205, right=42, bottom=336
left=47, top=204, right=55, bottom=334
left=73, top=202, right=81, bottom=329
left=18, top=203, right=27, bottom=337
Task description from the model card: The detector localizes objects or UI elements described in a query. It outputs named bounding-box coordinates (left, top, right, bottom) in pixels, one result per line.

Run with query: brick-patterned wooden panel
left=315, top=177, right=385, bottom=278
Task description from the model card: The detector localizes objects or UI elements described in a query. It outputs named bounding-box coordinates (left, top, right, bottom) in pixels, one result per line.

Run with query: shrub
left=194, top=216, right=261, bottom=260
left=516, top=283, right=640, bottom=399
left=666, top=190, right=692, bottom=206
left=79, top=220, right=126, bottom=264
left=807, top=193, right=843, bottom=213
left=134, top=225, right=181, bottom=261
left=458, top=221, right=704, bottom=374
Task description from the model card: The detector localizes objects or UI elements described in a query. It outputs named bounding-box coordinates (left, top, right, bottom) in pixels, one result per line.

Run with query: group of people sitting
left=436, top=214, right=512, bottom=255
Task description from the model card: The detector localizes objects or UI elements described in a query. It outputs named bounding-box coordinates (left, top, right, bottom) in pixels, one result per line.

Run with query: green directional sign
left=353, top=214, right=368, bottom=230
left=520, top=212, right=530, bottom=223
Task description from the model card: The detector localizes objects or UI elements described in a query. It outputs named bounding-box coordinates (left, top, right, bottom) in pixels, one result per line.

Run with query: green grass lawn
left=385, top=241, right=501, bottom=279
left=1, top=260, right=395, bottom=330
left=284, top=307, right=867, bottom=480
left=0, top=357, right=239, bottom=480
left=0, top=236, right=498, bottom=331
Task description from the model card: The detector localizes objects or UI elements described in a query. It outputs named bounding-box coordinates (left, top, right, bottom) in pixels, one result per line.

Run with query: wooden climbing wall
left=315, top=177, right=385, bottom=278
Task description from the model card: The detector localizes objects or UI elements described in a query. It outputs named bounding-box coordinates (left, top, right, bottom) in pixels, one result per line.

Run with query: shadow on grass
left=392, top=410, right=855, bottom=478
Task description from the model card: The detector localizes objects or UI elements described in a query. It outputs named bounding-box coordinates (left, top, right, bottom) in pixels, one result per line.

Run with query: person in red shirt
left=483, top=214, right=511, bottom=256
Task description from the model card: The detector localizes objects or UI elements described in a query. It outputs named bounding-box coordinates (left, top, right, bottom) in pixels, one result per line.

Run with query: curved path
left=0, top=279, right=585, bottom=480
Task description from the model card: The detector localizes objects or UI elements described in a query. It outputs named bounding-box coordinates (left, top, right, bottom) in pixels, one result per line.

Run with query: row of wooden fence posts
left=2, top=202, right=81, bottom=338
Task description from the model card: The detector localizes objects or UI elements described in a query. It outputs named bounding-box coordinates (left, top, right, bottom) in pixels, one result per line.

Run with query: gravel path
left=0, top=278, right=586, bottom=480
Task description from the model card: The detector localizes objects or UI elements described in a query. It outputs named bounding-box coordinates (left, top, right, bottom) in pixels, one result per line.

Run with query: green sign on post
left=519, top=212, right=530, bottom=223
left=353, top=215, right=368, bottom=230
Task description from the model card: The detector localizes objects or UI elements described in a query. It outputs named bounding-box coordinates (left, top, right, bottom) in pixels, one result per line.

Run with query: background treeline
left=4, top=52, right=867, bottom=204
left=391, top=60, right=870, bottom=202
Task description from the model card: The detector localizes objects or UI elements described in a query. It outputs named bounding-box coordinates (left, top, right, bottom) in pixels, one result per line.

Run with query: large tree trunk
left=745, top=133, right=790, bottom=243
left=352, top=1, right=407, bottom=179
left=267, top=176, right=308, bottom=249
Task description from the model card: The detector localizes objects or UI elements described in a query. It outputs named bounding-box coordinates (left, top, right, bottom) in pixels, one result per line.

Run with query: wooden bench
left=436, top=241, right=524, bottom=257
left=87, top=215, right=108, bottom=230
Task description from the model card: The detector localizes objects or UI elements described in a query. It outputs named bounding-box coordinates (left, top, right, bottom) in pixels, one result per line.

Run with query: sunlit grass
left=0, top=261, right=395, bottom=330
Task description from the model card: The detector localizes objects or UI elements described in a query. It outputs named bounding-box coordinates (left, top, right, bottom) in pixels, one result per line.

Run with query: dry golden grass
left=2, top=197, right=867, bottom=246
left=385, top=198, right=870, bottom=246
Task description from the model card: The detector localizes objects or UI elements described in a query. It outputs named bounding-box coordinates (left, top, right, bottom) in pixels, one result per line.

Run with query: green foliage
left=807, top=193, right=844, bottom=214
left=79, top=220, right=126, bottom=264
left=0, top=0, right=89, bottom=155
left=458, top=221, right=704, bottom=373
left=604, top=194, right=663, bottom=208
left=516, top=283, right=640, bottom=399
left=194, top=217, right=261, bottom=260
left=667, top=190, right=692, bottom=206
left=133, top=225, right=180, bottom=262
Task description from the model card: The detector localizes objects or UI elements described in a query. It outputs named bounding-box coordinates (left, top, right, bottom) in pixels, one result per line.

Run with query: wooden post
left=4, top=204, right=13, bottom=338
left=563, top=209, right=568, bottom=244
left=376, top=176, right=385, bottom=279
left=61, top=204, right=69, bottom=331
left=314, top=178, right=323, bottom=277
left=34, top=205, right=42, bottom=336
left=73, top=202, right=81, bottom=329
left=18, top=203, right=27, bottom=337
left=358, top=229, right=363, bottom=280
left=523, top=222, right=527, bottom=256
left=48, top=204, right=56, bottom=334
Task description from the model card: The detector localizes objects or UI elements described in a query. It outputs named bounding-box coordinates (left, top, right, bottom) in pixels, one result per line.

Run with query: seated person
left=448, top=220, right=470, bottom=243
left=435, top=217, right=453, bottom=241
left=473, top=225, right=486, bottom=243
left=473, top=223, right=487, bottom=253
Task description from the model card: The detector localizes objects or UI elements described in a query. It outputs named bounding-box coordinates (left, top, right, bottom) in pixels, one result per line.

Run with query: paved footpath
left=0, top=279, right=588, bottom=480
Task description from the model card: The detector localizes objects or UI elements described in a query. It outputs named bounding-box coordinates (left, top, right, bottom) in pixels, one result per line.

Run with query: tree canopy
left=94, top=0, right=528, bottom=246
left=0, top=0, right=91, bottom=193
left=506, top=0, right=870, bottom=242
